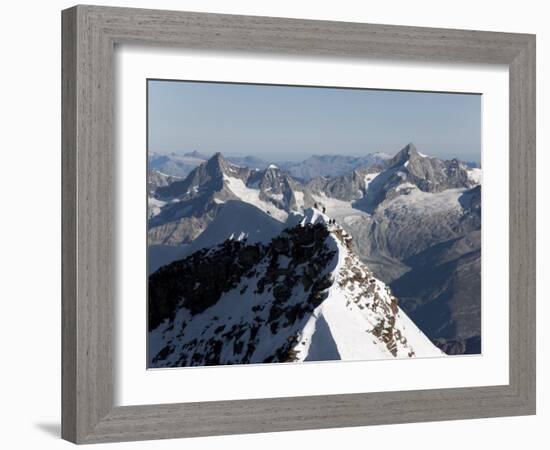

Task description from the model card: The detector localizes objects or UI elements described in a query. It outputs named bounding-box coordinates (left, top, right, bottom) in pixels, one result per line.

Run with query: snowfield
left=363, top=171, right=380, bottom=190
left=384, top=187, right=465, bottom=215
left=224, top=175, right=288, bottom=221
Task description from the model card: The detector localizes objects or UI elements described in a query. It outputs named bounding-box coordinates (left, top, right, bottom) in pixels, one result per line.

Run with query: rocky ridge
left=148, top=209, right=442, bottom=367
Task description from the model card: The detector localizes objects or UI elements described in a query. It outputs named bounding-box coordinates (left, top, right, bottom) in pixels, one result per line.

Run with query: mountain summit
left=359, top=143, right=475, bottom=212
left=204, top=152, right=231, bottom=175
left=387, top=142, right=420, bottom=167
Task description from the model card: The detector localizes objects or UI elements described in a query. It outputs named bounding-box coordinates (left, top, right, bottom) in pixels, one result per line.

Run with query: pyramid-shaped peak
left=261, top=163, right=283, bottom=178
left=404, top=142, right=418, bottom=154
left=255, top=163, right=290, bottom=189
left=207, top=152, right=226, bottom=165
left=399, top=143, right=419, bottom=158
left=204, top=152, right=231, bottom=175
left=388, top=143, right=420, bottom=167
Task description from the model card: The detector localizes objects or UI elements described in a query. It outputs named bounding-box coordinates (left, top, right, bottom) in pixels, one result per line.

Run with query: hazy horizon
left=148, top=80, right=482, bottom=164
left=150, top=147, right=481, bottom=165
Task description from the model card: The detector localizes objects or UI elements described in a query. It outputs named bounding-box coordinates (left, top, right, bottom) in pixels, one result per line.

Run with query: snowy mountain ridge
left=148, top=209, right=442, bottom=367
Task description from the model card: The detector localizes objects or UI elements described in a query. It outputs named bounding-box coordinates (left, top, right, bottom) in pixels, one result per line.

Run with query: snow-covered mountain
left=306, top=167, right=382, bottom=202
left=148, top=209, right=442, bottom=367
left=147, top=144, right=483, bottom=355
left=278, top=153, right=390, bottom=181
left=358, top=143, right=476, bottom=213
left=148, top=150, right=272, bottom=177
left=149, top=151, right=390, bottom=181
left=308, top=145, right=483, bottom=352
left=148, top=153, right=310, bottom=246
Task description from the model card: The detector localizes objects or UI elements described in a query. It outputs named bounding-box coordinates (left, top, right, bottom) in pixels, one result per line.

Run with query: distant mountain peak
left=404, top=142, right=418, bottom=154
left=225, top=155, right=269, bottom=170
left=279, top=153, right=391, bottom=181
left=205, top=152, right=231, bottom=174
left=371, top=151, right=392, bottom=159
left=388, top=143, right=420, bottom=167
left=184, top=150, right=210, bottom=159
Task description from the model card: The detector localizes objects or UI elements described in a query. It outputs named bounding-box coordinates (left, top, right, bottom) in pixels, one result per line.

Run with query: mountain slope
left=148, top=170, right=182, bottom=219
left=148, top=209, right=442, bottom=367
left=176, top=200, right=285, bottom=260
left=358, top=143, right=475, bottom=213
left=148, top=153, right=254, bottom=245
left=294, top=145, right=482, bottom=352
left=390, top=241, right=481, bottom=344
left=307, top=167, right=381, bottom=202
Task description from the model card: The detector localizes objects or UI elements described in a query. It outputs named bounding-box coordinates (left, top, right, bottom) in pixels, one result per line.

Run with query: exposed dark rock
left=149, top=221, right=341, bottom=366
left=148, top=240, right=264, bottom=330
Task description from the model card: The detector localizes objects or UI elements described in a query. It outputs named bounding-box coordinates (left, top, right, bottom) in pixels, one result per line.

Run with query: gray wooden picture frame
left=61, top=4, right=536, bottom=444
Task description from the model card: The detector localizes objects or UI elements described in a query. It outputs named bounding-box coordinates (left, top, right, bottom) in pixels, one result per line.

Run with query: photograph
left=146, top=80, right=482, bottom=368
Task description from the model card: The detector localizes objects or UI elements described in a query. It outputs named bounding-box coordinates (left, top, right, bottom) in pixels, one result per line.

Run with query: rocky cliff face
left=148, top=154, right=250, bottom=245
left=148, top=210, right=442, bottom=367
left=306, top=167, right=382, bottom=202
left=248, top=165, right=307, bottom=212
left=155, top=152, right=250, bottom=200
left=359, top=143, right=475, bottom=212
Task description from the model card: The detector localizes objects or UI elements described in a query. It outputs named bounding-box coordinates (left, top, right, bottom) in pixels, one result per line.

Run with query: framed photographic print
left=62, top=5, right=536, bottom=444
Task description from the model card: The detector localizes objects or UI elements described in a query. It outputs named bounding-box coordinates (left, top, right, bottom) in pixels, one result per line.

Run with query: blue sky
left=148, top=80, right=481, bottom=163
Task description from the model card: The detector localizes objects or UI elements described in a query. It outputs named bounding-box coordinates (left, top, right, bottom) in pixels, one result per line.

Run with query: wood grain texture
left=61, top=7, right=77, bottom=443
left=61, top=4, right=536, bottom=444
